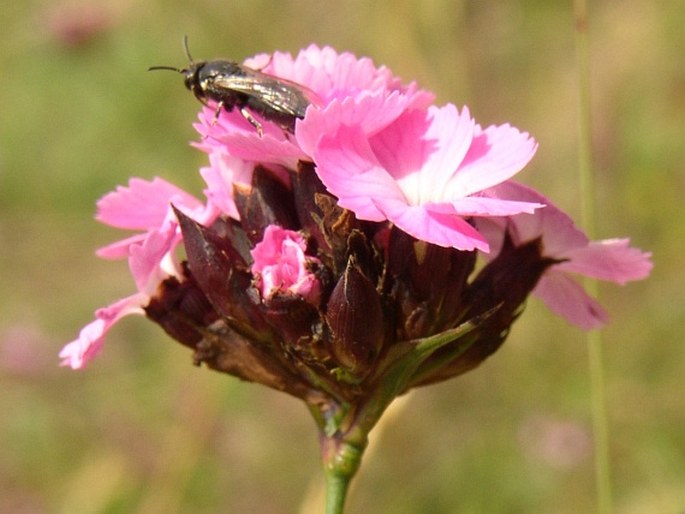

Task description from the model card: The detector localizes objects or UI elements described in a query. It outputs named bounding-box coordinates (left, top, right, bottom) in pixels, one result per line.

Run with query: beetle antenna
left=148, top=65, right=182, bottom=73
left=148, top=36, right=194, bottom=73
left=182, top=35, right=194, bottom=64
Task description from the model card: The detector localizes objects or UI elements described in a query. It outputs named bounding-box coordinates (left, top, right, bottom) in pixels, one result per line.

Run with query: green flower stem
left=314, top=314, right=488, bottom=513
left=321, top=435, right=366, bottom=514
left=323, top=470, right=350, bottom=514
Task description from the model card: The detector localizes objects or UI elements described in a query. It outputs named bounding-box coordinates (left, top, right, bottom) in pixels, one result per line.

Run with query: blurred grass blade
left=574, top=1, right=614, bottom=513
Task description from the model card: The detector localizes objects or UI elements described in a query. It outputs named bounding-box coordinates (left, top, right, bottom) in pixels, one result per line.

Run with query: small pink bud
left=251, top=225, right=321, bottom=305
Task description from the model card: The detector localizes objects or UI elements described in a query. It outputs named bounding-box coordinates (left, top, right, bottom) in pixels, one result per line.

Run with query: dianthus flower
left=61, top=43, right=652, bottom=512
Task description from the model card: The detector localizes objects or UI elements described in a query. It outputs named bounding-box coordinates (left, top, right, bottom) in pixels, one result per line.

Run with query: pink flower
left=62, top=41, right=653, bottom=385
left=250, top=225, right=321, bottom=305
left=477, top=181, right=653, bottom=329
left=192, top=45, right=434, bottom=166
left=58, top=204, right=194, bottom=370
left=307, top=101, right=541, bottom=251
left=60, top=178, right=219, bottom=369
left=59, top=294, right=147, bottom=369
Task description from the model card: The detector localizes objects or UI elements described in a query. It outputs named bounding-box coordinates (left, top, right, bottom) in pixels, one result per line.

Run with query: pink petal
left=534, top=272, right=609, bottom=330
left=478, top=182, right=652, bottom=329
left=449, top=196, right=544, bottom=217
left=96, top=177, right=203, bottom=230
left=96, top=232, right=147, bottom=260
left=314, top=125, right=406, bottom=221
left=376, top=198, right=489, bottom=251
left=286, top=45, right=394, bottom=97
left=368, top=105, right=474, bottom=204
left=482, top=183, right=653, bottom=284
left=312, top=112, right=539, bottom=251
left=297, top=91, right=421, bottom=157
left=94, top=178, right=214, bottom=262
left=418, top=105, right=476, bottom=194
left=193, top=108, right=307, bottom=168
left=259, top=44, right=432, bottom=106
left=449, top=124, right=538, bottom=197
left=218, top=131, right=306, bottom=168
left=200, top=151, right=255, bottom=219
left=59, top=294, right=146, bottom=369
left=128, top=224, right=179, bottom=294
left=481, top=181, right=588, bottom=253
left=557, top=239, right=653, bottom=284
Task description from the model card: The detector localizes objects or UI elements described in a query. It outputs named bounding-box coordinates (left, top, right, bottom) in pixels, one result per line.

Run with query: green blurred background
left=1, top=1, right=682, bottom=513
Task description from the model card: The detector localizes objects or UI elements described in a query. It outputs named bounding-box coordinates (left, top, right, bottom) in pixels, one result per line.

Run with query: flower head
left=62, top=44, right=651, bottom=411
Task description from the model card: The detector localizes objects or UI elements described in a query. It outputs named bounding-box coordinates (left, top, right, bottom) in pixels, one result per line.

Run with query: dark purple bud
left=261, top=293, right=320, bottom=357
left=209, top=215, right=253, bottom=265
left=346, top=230, right=380, bottom=285
left=234, top=165, right=299, bottom=244
left=173, top=207, right=274, bottom=343
left=463, top=236, right=557, bottom=321
left=385, top=227, right=476, bottom=337
left=314, top=193, right=359, bottom=274
left=145, top=273, right=218, bottom=349
left=414, top=236, right=558, bottom=386
left=325, top=257, right=384, bottom=377
left=290, top=161, right=330, bottom=253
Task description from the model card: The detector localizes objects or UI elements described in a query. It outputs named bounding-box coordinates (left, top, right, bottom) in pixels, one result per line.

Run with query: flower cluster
left=60, top=45, right=651, bottom=412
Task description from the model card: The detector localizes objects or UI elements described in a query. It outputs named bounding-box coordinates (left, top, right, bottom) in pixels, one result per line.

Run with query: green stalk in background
left=573, top=1, right=614, bottom=512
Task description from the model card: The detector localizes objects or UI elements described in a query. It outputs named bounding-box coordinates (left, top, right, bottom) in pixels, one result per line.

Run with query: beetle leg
left=239, top=107, right=264, bottom=137
left=211, top=101, right=224, bottom=125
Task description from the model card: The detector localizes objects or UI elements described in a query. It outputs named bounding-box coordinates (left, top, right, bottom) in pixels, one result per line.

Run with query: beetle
left=149, top=37, right=319, bottom=135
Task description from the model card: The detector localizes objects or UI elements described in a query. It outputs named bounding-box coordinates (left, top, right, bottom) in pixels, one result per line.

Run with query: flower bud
left=145, top=273, right=217, bottom=350
left=250, top=224, right=322, bottom=306
left=414, top=236, right=557, bottom=385
left=174, top=207, right=274, bottom=342
left=385, top=227, right=476, bottom=339
left=290, top=161, right=330, bottom=253
left=325, top=256, right=384, bottom=378
left=234, top=165, right=299, bottom=244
